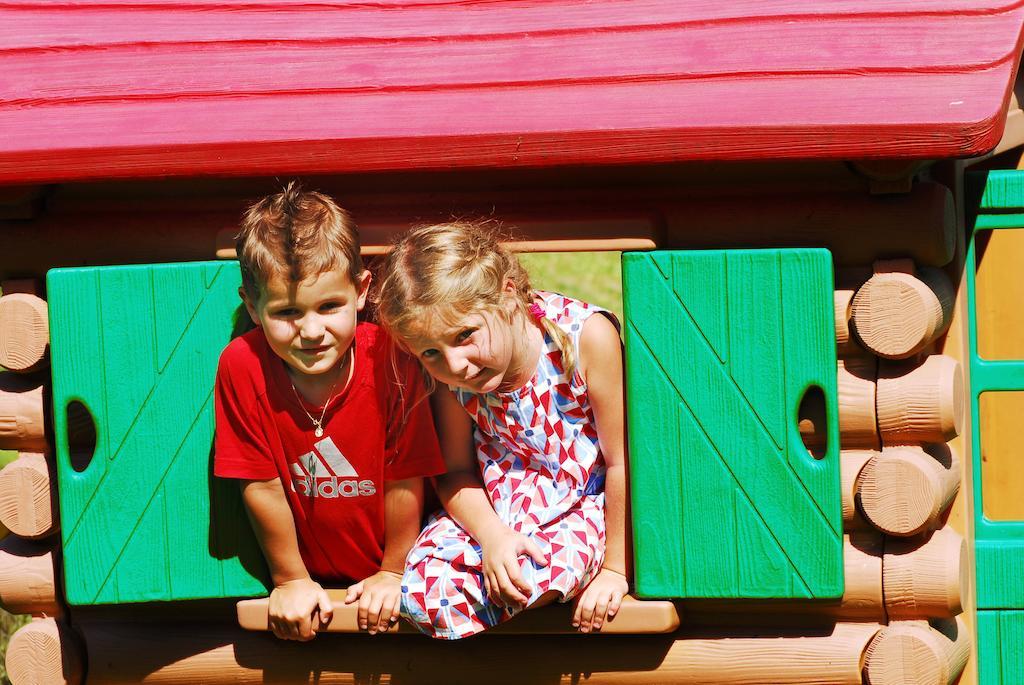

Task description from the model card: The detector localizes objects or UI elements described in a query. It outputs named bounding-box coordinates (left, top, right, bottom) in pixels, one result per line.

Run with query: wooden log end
left=864, top=617, right=968, bottom=685
left=0, top=294, right=49, bottom=373
left=0, top=453, right=57, bottom=539
left=884, top=527, right=965, bottom=621
left=6, top=618, right=83, bottom=685
left=851, top=270, right=950, bottom=360
left=857, top=446, right=959, bottom=537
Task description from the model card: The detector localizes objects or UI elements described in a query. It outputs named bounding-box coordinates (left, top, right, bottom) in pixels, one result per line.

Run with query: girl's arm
left=431, top=386, right=547, bottom=608
left=572, top=313, right=631, bottom=633
left=240, top=478, right=334, bottom=641
left=344, top=476, right=423, bottom=634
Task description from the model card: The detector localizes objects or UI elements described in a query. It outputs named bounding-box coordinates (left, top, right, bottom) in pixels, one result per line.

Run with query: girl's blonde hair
left=375, top=222, right=578, bottom=378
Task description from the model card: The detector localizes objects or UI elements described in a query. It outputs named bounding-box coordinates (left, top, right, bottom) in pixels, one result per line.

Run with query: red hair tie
left=528, top=302, right=545, bottom=321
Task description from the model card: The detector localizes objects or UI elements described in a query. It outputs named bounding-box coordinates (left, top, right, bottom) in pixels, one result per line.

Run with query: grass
left=518, top=251, right=623, bottom=323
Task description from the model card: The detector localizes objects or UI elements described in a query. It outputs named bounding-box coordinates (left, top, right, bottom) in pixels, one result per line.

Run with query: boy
left=214, top=182, right=444, bottom=640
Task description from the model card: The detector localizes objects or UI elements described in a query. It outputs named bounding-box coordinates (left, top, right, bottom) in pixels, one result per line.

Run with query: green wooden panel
left=978, top=610, right=1024, bottom=684
left=48, top=261, right=268, bottom=605
left=623, top=249, right=842, bottom=599
left=966, top=170, right=1024, bottom=610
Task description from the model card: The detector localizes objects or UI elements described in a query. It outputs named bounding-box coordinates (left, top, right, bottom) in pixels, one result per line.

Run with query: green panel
left=966, top=170, right=1024, bottom=610
left=48, top=261, right=269, bottom=605
left=623, top=249, right=842, bottom=599
left=978, top=610, right=1024, bottom=684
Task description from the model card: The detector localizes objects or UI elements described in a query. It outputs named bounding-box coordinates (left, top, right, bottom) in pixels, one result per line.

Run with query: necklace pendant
left=314, top=426, right=324, bottom=438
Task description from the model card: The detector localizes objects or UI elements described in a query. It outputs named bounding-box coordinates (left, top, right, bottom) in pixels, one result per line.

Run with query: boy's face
left=243, top=269, right=371, bottom=382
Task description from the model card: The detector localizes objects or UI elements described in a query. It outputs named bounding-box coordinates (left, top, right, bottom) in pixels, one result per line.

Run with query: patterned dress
left=400, top=292, right=611, bottom=639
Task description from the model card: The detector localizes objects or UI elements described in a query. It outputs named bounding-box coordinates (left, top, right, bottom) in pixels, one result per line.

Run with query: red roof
left=2, top=1, right=1023, bottom=183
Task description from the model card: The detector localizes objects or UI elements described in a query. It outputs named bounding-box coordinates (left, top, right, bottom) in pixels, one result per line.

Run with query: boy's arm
left=240, top=478, right=333, bottom=641
left=343, top=476, right=423, bottom=634
left=380, top=476, right=424, bottom=575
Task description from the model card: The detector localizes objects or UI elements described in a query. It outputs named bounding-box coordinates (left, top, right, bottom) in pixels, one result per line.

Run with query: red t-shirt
left=214, top=322, right=444, bottom=584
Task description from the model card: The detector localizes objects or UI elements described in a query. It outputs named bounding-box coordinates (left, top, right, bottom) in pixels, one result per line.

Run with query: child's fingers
left=358, top=590, right=372, bottom=631
left=499, top=561, right=529, bottom=605
left=317, top=589, right=334, bottom=626
left=607, top=589, right=624, bottom=619
left=591, top=594, right=612, bottom=632
left=344, top=582, right=363, bottom=605
left=522, top=537, right=549, bottom=567
left=575, top=594, right=597, bottom=633
left=377, top=594, right=398, bottom=634
left=297, top=611, right=316, bottom=641
left=365, top=593, right=385, bottom=635
left=485, top=572, right=504, bottom=608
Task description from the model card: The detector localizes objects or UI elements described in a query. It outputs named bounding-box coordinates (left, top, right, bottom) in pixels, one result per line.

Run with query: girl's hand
left=344, top=570, right=403, bottom=634
left=479, top=526, right=548, bottom=608
left=268, top=577, right=334, bottom=641
left=573, top=568, right=629, bottom=633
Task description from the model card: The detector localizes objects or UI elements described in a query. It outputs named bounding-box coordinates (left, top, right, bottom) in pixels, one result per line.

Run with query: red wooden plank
left=4, top=14, right=1018, bottom=106
left=0, top=62, right=1014, bottom=183
left=0, top=0, right=1021, bottom=180
left=1, top=0, right=1021, bottom=51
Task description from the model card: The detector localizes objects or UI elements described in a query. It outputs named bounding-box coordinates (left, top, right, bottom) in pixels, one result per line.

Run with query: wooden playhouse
left=2, top=1, right=1024, bottom=683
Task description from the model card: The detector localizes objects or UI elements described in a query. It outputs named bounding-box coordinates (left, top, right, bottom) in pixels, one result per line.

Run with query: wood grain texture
left=0, top=1, right=1022, bottom=182
left=851, top=266, right=955, bottom=360
left=857, top=445, right=960, bottom=537
left=864, top=617, right=969, bottom=685
left=883, top=527, right=966, bottom=621
left=5, top=618, right=83, bottom=685
left=80, top=618, right=881, bottom=685
left=0, top=373, right=47, bottom=452
left=238, top=593, right=678, bottom=635
left=0, top=452, right=57, bottom=539
left=47, top=261, right=268, bottom=605
left=876, top=354, right=964, bottom=444
left=0, top=536, right=60, bottom=617
left=0, top=294, right=49, bottom=373
left=624, top=249, right=842, bottom=600
left=978, top=610, right=1024, bottom=684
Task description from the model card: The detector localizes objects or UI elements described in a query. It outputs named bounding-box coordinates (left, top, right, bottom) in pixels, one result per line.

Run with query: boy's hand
left=344, top=570, right=403, bottom=634
left=268, top=577, right=334, bottom=641
left=478, top=526, right=548, bottom=609
left=572, top=568, right=629, bottom=633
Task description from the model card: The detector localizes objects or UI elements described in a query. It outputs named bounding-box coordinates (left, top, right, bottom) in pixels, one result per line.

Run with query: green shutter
left=48, top=261, right=268, bottom=605
left=966, top=169, right=1024, bottom=679
left=623, top=249, right=843, bottom=599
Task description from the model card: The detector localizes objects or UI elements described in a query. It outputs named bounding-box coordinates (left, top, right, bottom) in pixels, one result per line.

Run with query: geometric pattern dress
left=400, top=291, right=611, bottom=639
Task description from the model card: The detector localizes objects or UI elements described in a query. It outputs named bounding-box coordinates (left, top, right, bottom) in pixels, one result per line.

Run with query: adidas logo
left=290, top=436, right=377, bottom=499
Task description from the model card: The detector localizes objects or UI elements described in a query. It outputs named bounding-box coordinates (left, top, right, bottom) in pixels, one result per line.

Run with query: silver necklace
left=289, top=351, right=350, bottom=437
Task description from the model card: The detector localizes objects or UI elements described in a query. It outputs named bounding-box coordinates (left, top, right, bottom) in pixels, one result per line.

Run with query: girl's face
left=405, top=307, right=522, bottom=394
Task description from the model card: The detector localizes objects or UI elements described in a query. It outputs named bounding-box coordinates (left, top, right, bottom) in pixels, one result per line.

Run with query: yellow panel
left=976, top=229, right=1024, bottom=360
left=980, top=391, right=1024, bottom=521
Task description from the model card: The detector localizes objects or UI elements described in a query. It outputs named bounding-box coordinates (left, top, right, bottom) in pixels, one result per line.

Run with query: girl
left=376, top=223, right=629, bottom=640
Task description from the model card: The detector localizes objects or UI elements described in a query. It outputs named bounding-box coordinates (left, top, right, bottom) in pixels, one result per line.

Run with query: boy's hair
left=375, top=221, right=578, bottom=377
left=236, top=181, right=363, bottom=299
